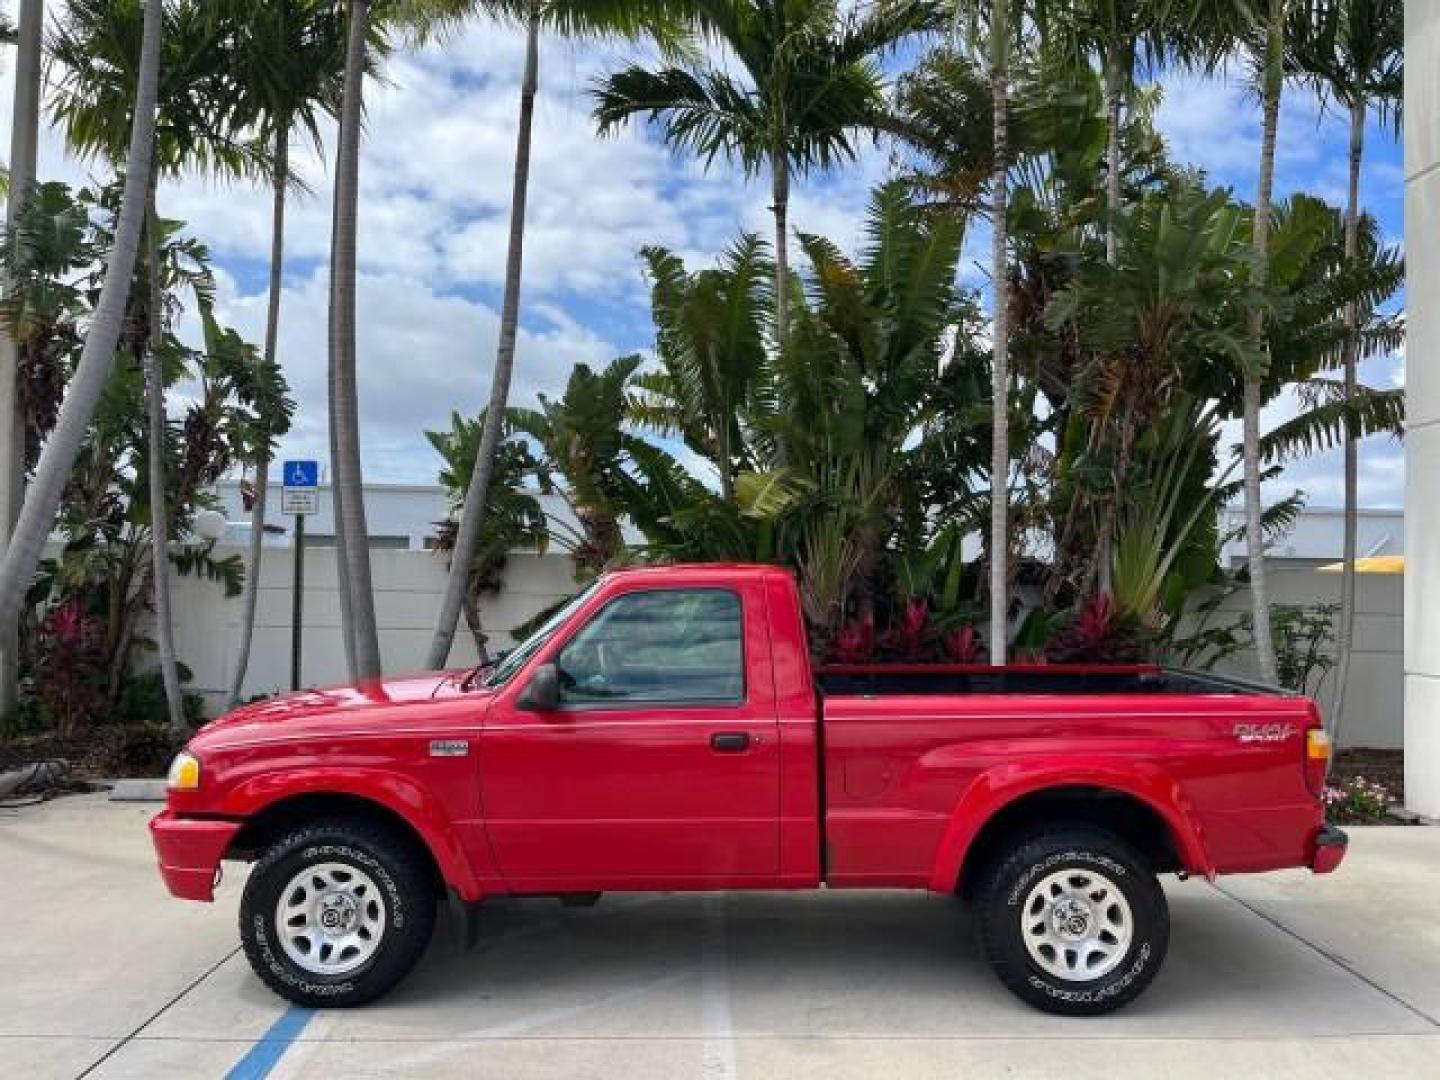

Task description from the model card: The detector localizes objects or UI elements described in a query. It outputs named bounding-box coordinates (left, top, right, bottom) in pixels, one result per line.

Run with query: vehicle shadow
left=361, top=884, right=1418, bottom=1040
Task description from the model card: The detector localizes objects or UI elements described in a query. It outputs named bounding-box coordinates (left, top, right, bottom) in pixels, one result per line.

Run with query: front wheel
left=974, top=826, right=1169, bottom=1016
left=239, top=818, right=437, bottom=1007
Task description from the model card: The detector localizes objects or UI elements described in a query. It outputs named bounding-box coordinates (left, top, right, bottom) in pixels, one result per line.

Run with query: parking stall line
left=223, top=1006, right=316, bottom=1080
left=701, top=893, right=737, bottom=1080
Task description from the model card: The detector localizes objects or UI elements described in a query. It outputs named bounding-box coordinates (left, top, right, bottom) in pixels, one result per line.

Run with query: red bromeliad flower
left=889, top=598, right=928, bottom=656
left=1075, top=593, right=1115, bottom=647
left=830, top=612, right=876, bottom=663
left=942, top=623, right=985, bottom=663
left=42, top=599, right=92, bottom=647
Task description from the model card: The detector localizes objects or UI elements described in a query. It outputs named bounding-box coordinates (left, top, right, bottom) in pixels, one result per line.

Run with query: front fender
left=215, top=767, right=481, bottom=899
left=927, top=757, right=1213, bottom=893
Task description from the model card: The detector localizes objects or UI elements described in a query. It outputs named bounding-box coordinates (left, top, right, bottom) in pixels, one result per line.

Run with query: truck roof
left=605, top=562, right=791, bottom=579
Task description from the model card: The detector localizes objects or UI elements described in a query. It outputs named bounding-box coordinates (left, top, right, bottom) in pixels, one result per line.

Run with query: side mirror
left=518, top=663, right=561, bottom=712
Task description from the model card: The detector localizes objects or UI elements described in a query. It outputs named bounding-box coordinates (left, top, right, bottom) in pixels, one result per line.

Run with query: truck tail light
left=1304, top=723, right=1331, bottom=799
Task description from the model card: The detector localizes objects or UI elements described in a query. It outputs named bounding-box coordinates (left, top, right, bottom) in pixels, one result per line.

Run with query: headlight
left=166, top=751, right=201, bottom=791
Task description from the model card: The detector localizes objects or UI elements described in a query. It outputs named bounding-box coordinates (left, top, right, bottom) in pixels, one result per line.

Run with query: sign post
left=281, top=461, right=320, bottom=691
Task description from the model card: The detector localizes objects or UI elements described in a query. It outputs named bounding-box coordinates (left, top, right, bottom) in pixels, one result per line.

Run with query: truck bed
left=817, top=663, right=1288, bottom=698
left=816, top=662, right=1319, bottom=889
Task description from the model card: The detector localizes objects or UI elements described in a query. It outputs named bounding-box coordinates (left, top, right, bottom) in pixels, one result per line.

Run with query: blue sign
left=283, top=460, right=319, bottom=489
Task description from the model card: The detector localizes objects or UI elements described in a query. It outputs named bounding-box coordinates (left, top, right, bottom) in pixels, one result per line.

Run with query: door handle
left=710, top=732, right=751, bottom=753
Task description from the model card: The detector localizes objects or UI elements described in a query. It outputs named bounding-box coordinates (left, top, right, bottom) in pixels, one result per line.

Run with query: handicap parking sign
left=284, top=460, right=319, bottom=489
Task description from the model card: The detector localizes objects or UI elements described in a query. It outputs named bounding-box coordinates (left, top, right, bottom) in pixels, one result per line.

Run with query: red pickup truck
left=151, top=563, right=1345, bottom=1015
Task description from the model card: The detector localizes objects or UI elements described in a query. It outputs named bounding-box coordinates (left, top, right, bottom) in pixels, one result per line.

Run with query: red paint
left=152, top=564, right=1339, bottom=905
left=149, top=812, right=241, bottom=901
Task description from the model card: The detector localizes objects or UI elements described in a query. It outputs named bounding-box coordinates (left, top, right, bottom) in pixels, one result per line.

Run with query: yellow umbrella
left=1316, top=555, right=1405, bottom=574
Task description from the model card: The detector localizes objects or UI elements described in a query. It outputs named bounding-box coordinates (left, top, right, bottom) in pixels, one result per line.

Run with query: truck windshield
left=479, top=582, right=600, bottom=689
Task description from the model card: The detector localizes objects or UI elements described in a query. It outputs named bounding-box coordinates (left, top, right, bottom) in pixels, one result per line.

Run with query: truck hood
left=196, top=671, right=485, bottom=740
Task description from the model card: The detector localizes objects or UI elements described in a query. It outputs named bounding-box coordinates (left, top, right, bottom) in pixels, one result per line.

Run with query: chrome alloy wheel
left=1020, top=868, right=1133, bottom=982
left=275, top=862, right=387, bottom=976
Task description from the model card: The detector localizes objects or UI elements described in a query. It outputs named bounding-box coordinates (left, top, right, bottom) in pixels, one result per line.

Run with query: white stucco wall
left=1405, top=1, right=1440, bottom=814
left=167, top=547, right=580, bottom=709
left=1204, top=567, right=1403, bottom=749
left=155, top=546, right=1403, bottom=748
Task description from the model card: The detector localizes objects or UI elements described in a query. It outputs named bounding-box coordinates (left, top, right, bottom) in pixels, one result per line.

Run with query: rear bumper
left=149, top=810, right=242, bottom=902
left=1309, top=823, right=1348, bottom=874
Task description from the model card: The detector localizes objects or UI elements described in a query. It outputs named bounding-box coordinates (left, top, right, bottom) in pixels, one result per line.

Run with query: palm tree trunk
left=718, top=393, right=734, bottom=504
left=144, top=182, right=186, bottom=733
left=229, top=131, right=289, bottom=706
left=326, top=169, right=357, bottom=681
left=771, top=149, right=790, bottom=350
left=1329, top=97, right=1366, bottom=741
left=329, top=0, right=382, bottom=680
left=462, top=588, right=488, bottom=664
left=425, top=9, right=540, bottom=671
left=1243, top=0, right=1284, bottom=685
left=0, top=0, right=161, bottom=669
left=1104, top=45, right=1123, bottom=267
left=989, top=0, right=1011, bottom=665
left=0, top=0, right=44, bottom=723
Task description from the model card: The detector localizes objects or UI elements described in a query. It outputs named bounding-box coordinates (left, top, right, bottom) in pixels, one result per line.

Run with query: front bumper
left=1309, top=823, right=1348, bottom=874
left=149, top=810, right=242, bottom=902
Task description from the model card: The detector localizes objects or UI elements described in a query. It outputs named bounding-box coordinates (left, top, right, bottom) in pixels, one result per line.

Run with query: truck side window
left=556, top=589, right=744, bottom=705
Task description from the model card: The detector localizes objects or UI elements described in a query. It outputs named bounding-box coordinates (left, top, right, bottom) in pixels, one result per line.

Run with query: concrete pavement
left=1, top=793, right=1436, bottom=1079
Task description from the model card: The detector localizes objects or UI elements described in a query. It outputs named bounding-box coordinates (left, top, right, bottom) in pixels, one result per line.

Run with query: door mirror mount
left=518, top=663, right=561, bottom=712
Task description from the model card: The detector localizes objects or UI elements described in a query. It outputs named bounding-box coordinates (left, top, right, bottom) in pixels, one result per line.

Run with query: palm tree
left=0, top=0, right=45, bottom=721
left=1288, top=0, right=1402, bottom=737
left=219, top=0, right=351, bottom=705
left=325, top=0, right=458, bottom=679
left=0, top=0, right=162, bottom=698
left=947, top=0, right=1023, bottom=661
left=426, top=409, right=548, bottom=660
left=49, top=0, right=261, bottom=729
left=1182, top=0, right=1291, bottom=683
left=1050, top=1, right=1173, bottom=265
left=423, top=0, right=689, bottom=670
left=328, top=0, right=384, bottom=679
left=986, top=1, right=1013, bottom=663
left=593, top=0, right=939, bottom=352
left=629, top=236, right=773, bottom=503
left=1240, top=0, right=1289, bottom=685
left=512, top=354, right=646, bottom=576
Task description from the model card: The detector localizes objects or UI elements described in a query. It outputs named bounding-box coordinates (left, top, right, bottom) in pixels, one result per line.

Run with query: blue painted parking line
left=225, top=1005, right=315, bottom=1080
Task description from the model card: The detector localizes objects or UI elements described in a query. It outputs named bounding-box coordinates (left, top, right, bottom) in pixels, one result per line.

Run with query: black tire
left=974, top=826, right=1169, bottom=1016
left=239, top=818, right=438, bottom=1008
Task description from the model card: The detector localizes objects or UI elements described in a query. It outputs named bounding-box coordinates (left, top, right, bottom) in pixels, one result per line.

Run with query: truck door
left=480, top=580, right=781, bottom=885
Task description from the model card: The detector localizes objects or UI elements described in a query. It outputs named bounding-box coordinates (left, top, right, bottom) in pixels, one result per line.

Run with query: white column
left=1405, top=1, right=1440, bottom=816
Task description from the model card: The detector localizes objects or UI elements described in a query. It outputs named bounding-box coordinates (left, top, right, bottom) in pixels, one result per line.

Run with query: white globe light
left=193, top=509, right=229, bottom=542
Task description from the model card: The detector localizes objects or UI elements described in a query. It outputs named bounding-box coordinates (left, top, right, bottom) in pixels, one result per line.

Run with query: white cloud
left=0, top=6, right=1406, bottom=509
left=204, top=266, right=615, bottom=485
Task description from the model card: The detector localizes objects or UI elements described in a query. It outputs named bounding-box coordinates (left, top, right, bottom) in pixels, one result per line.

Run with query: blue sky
left=0, top=14, right=1407, bottom=508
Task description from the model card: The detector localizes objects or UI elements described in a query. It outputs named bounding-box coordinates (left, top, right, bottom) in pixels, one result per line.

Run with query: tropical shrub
left=1322, top=776, right=1392, bottom=824
left=1270, top=603, right=1339, bottom=696
left=1046, top=594, right=1154, bottom=664
left=2, top=182, right=290, bottom=730
left=32, top=601, right=107, bottom=737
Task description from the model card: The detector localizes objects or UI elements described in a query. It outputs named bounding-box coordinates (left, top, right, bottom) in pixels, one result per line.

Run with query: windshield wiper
left=459, top=650, right=511, bottom=692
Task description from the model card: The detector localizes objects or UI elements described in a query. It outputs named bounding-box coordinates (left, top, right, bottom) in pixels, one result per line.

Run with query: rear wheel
left=240, top=818, right=437, bottom=1007
left=974, top=826, right=1169, bottom=1015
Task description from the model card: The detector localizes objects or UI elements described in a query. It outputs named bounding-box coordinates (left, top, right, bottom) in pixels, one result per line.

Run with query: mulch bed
left=0, top=726, right=187, bottom=781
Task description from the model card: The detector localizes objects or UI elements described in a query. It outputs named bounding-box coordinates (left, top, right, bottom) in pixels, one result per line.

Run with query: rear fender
left=218, top=768, right=481, bottom=899
left=927, top=758, right=1213, bottom=893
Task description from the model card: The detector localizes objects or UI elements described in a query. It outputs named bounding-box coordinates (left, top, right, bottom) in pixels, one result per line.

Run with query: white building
left=1218, top=507, right=1403, bottom=567
left=1405, top=2, right=1438, bottom=816
left=208, top=478, right=615, bottom=553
